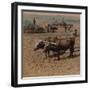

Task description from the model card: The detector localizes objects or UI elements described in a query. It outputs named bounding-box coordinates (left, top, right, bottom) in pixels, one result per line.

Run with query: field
left=22, top=28, right=80, bottom=77
left=22, top=11, right=80, bottom=77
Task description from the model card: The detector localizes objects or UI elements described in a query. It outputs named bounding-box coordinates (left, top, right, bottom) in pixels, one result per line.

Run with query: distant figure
left=53, top=36, right=59, bottom=43
left=47, top=24, right=50, bottom=32
left=33, top=17, right=36, bottom=25
left=73, top=29, right=78, bottom=36
left=68, top=24, right=73, bottom=32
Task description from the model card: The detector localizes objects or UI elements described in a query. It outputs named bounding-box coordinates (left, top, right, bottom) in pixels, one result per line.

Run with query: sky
left=22, top=11, right=80, bottom=27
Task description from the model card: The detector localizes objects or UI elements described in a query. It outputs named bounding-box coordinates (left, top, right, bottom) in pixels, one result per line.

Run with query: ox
left=34, top=37, right=75, bottom=60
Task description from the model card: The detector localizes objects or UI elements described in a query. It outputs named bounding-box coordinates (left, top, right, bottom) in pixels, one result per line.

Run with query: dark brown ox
left=34, top=37, right=75, bottom=60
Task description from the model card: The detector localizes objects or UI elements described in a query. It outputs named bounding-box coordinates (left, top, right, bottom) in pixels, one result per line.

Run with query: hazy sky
left=22, top=11, right=80, bottom=26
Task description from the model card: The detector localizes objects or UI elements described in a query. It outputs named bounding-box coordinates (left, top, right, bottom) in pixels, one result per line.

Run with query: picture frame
left=11, top=2, right=88, bottom=87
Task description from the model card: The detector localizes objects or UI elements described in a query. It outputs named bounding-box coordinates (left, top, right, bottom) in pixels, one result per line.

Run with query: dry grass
left=23, top=27, right=80, bottom=77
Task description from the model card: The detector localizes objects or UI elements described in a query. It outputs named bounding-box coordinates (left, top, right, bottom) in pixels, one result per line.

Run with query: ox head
left=34, top=40, right=45, bottom=51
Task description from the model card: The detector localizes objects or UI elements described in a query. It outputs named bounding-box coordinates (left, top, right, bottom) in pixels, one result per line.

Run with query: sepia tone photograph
left=11, top=2, right=87, bottom=87
left=22, top=11, right=80, bottom=78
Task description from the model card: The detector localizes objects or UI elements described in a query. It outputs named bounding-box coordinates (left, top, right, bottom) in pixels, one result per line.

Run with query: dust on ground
left=23, top=31, right=80, bottom=77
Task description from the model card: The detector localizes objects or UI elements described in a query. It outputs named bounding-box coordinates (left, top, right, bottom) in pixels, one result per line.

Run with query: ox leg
left=45, top=53, right=47, bottom=58
left=44, top=50, right=50, bottom=58
left=57, top=55, right=60, bottom=60
left=69, top=46, right=74, bottom=57
left=47, top=50, right=50, bottom=57
left=57, top=51, right=60, bottom=60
